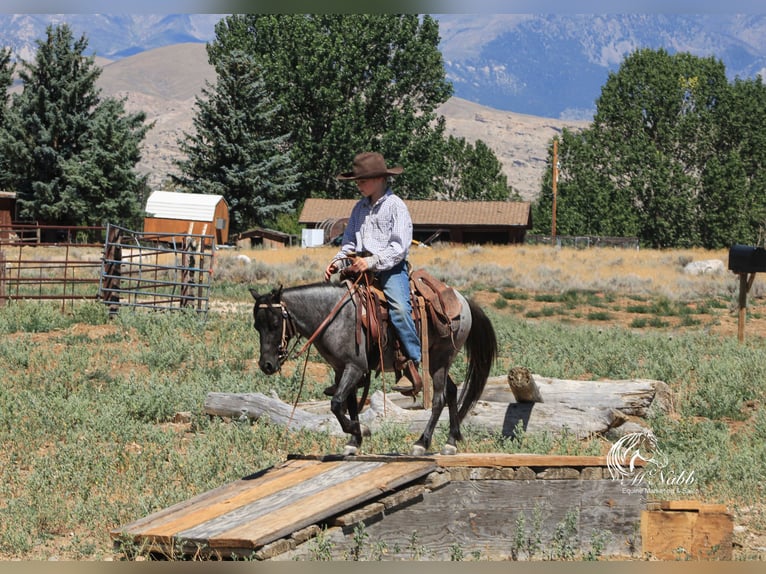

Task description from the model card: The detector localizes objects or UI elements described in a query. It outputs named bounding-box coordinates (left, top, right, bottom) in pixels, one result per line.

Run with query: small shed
left=0, top=191, right=17, bottom=240
left=144, top=191, right=229, bottom=246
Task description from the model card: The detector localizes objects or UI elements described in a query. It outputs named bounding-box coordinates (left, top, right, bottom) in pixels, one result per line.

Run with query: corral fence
left=100, top=223, right=215, bottom=315
left=526, top=234, right=640, bottom=249
left=0, top=223, right=215, bottom=315
left=0, top=224, right=107, bottom=311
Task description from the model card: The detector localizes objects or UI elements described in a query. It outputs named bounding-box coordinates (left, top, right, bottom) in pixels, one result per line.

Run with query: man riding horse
left=323, top=152, right=423, bottom=397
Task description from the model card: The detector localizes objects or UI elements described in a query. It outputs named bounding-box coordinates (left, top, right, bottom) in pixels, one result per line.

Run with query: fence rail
left=0, top=224, right=215, bottom=314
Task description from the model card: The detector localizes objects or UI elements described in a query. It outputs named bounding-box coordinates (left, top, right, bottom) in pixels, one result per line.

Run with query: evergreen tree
left=207, top=14, right=503, bottom=201
left=2, top=24, right=150, bottom=228
left=60, top=97, right=151, bottom=228
left=173, top=50, right=299, bottom=235
left=0, top=47, right=16, bottom=191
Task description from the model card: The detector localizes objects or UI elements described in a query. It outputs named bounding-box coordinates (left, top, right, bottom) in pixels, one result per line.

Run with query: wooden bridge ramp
left=110, top=455, right=439, bottom=558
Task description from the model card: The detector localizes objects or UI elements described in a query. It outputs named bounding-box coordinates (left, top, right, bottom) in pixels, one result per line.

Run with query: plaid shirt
left=334, top=188, right=413, bottom=271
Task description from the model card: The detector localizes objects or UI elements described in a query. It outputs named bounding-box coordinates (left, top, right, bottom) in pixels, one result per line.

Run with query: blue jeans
left=377, top=261, right=421, bottom=363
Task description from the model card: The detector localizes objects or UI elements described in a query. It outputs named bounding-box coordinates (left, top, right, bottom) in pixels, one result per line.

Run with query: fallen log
left=362, top=391, right=628, bottom=437
left=205, top=389, right=629, bottom=438
left=203, top=369, right=670, bottom=439
left=203, top=391, right=344, bottom=435
left=481, top=372, right=671, bottom=417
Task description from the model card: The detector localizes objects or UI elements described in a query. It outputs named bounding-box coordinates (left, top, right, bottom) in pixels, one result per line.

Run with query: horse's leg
left=441, top=374, right=462, bottom=455
left=343, top=391, right=362, bottom=455
left=410, top=364, right=449, bottom=456
left=329, top=364, right=365, bottom=456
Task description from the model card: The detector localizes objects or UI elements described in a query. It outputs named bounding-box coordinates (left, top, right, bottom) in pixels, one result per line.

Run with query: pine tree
left=3, top=24, right=150, bottom=228
left=173, top=50, right=299, bottom=235
left=0, top=47, right=16, bottom=191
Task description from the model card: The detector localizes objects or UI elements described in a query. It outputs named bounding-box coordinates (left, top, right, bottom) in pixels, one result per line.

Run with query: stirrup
left=392, top=360, right=422, bottom=396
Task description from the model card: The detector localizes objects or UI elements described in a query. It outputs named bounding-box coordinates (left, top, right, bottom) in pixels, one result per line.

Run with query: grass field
left=1, top=242, right=765, bottom=561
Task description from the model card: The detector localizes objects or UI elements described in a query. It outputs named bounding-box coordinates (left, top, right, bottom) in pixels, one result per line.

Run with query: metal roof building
left=299, top=198, right=532, bottom=245
left=144, top=190, right=230, bottom=246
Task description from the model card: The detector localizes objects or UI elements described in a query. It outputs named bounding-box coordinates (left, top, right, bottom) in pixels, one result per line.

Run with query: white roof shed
left=145, top=190, right=226, bottom=221
left=143, top=190, right=230, bottom=245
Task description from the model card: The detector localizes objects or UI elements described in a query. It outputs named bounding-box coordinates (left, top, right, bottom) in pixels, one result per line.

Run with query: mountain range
left=3, top=13, right=766, bottom=120
left=3, top=13, right=766, bottom=198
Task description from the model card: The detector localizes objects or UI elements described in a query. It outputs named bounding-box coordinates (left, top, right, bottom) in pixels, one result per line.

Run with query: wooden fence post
left=0, top=250, right=5, bottom=308
left=102, top=226, right=122, bottom=315
left=737, top=272, right=756, bottom=343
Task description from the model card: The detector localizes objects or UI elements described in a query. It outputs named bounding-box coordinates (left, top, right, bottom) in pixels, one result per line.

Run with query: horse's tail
left=457, top=299, right=498, bottom=422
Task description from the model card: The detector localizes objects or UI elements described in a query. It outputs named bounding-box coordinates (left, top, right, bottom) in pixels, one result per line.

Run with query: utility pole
left=551, top=138, right=558, bottom=238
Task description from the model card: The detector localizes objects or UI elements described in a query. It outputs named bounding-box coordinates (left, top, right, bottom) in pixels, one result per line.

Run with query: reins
left=293, top=272, right=365, bottom=359
left=262, top=271, right=369, bottom=428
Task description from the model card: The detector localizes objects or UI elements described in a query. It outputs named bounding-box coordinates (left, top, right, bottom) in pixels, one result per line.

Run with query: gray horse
left=249, top=281, right=497, bottom=456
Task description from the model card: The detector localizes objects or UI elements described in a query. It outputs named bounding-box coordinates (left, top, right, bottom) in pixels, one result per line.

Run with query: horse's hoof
left=361, top=425, right=371, bottom=437
left=410, top=444, right=427, bottom=456
left=440, top=444, right=458, bottom=456
left=342, top=445, right=358, bottom=456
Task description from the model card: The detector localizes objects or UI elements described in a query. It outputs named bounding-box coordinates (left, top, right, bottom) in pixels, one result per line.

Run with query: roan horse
left=249, top=278, right=497, bottom=456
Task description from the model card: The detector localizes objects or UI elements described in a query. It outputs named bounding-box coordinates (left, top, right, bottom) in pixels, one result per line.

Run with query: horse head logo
left=606, top=429, right=668, bottom=481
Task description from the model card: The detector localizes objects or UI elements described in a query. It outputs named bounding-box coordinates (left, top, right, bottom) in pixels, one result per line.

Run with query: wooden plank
left=659, top=500, right=728, bottom=513
left=139, top=459, right=354, bottom=543
left=110, top=458, right=321, bottom=539
left=172, top=461, right=387, bottom=543
left=432, top=453, right=608, bottom=468
left=641, top=508, right=733, bottom=560
left=290, top=452, right=611, bottom=469
left=201, top=461, right=434, bottom=549
left=352, top=478, right=643, bottom=559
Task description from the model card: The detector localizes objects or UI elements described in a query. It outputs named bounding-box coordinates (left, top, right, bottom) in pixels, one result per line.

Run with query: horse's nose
left=259, top=358, right=277, bottom=375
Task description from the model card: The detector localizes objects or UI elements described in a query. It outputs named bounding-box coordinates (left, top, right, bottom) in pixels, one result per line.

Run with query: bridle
left=256, top=276, right=364, bottom=370
left=256, top=301, right=298, bottom=368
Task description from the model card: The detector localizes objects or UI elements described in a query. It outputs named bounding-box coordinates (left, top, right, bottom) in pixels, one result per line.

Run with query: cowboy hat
left=337, top=152, right=404, bottom=180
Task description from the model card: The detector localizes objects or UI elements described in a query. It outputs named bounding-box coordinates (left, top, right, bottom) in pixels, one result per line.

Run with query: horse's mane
left=283, top=281, right=346, bottom=295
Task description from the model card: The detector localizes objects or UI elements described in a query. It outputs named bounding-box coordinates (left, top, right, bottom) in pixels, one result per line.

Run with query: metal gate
left=99, top=223, right=215, bottom=315
left=0, top=224, right=106, bottom=311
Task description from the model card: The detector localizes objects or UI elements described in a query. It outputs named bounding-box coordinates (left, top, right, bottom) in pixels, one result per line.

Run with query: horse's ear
left=248, top=287, right=259, bottom=300
left=273, top=285, right=283, bottom=299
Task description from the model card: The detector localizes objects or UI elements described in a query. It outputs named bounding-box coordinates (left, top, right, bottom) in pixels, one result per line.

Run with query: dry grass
left=218, top=242, right=766, bottom=341
left=221, top=243, right=735, bottom=300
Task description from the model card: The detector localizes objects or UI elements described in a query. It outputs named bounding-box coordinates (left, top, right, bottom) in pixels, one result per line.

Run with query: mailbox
left=728, top=244, right=766, bottom=273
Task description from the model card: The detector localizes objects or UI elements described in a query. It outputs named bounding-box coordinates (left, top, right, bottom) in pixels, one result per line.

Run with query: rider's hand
left=324, top=261, right=338, bottom=281
left=348, top=257, right=369, bottom=274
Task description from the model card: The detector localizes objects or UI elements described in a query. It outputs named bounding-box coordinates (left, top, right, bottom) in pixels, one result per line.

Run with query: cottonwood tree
left=206, top=14, right=509, bottom=201
left=698, top=76, right=766, bottom=248
left=2, top=24, right=150, bottom=228
left=534, top=48, right=739, bottom=248
left=441, top=136, right=515, bottom=200
left=173, top=50, right=299, bottom=235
